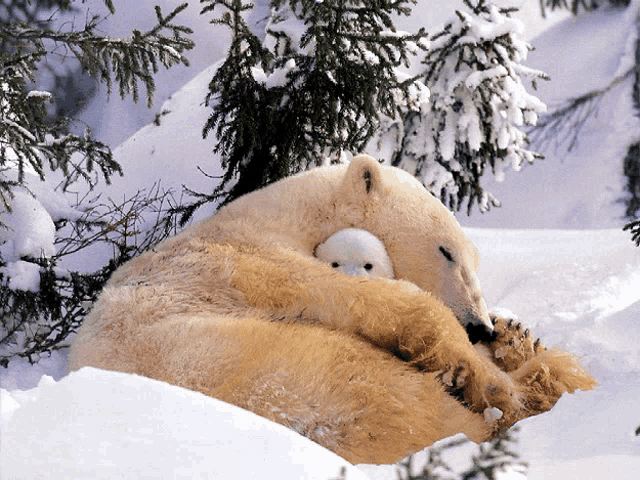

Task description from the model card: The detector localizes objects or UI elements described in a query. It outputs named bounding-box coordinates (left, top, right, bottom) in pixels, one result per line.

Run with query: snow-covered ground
left=3, top=227, right=638, bottom=479
left=2, top=2, right=640, bottom=479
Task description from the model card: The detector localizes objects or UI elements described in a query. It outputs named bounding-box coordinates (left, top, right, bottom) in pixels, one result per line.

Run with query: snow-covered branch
left=387, top=0, right=548, bottom=214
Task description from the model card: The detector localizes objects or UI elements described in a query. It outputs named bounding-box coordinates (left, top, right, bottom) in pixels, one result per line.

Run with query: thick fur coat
left=68, top=155, right=596, bottom=464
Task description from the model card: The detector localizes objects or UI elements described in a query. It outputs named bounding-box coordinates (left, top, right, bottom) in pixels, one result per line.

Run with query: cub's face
left=315, top=228, right=394, bottom=279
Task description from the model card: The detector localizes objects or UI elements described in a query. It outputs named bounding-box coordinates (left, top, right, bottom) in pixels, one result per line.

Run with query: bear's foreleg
left=230, top=247, right=522, bottom=418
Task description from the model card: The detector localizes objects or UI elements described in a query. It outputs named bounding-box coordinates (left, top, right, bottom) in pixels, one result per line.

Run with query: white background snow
left=2, top=1, right=640, bottom=479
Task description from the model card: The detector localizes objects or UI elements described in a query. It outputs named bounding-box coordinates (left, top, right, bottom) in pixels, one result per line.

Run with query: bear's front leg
left=230, top=247, right=521, bottom=418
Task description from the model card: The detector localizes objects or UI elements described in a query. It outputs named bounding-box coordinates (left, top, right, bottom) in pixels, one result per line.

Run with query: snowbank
left=1, top=367, right=366, bottom=480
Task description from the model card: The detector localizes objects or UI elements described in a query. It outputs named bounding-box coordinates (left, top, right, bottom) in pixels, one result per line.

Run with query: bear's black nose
left=465, top=323, right=497, bottom=344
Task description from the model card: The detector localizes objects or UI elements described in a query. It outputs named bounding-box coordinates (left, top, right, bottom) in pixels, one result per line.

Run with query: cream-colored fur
left=68, top=155, right=595, bottom=464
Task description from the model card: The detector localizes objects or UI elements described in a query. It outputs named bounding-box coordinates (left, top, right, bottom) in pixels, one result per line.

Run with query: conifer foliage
left=194, top=0, right=547, bottom=219
left=195, top=0, right=428, bottom=214
left=396, top=429, right=528, bottom=480
left=389, top=0, right=548, bottom=213
left=0, top=1, right=194, bottom=364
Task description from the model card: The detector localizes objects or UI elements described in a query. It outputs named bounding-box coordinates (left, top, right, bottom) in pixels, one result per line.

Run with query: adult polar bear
left=69, top=155, right=594, bottom=464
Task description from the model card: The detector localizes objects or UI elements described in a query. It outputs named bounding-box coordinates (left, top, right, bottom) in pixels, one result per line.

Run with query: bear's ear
left=339, top=155, right=384, bottom=200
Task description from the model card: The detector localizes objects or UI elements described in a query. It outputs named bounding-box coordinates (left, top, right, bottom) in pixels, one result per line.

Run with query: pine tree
left=0, top=1, right=194, bottom=365
left=184, top=0, right=428, bottom=220
left=388, top=0, right=548, bottom=214
left=186, top=0, right=546, bottom=222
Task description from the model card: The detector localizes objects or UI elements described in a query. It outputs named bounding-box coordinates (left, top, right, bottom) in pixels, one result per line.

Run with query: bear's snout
left=465, top=322, right=496, bottom=344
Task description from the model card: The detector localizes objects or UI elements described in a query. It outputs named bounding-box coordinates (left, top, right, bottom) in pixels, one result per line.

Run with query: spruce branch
left=0, top=3, right=195, bottom=107
left=529, top=67, right=634, bottom=153
left=192, top=0, right=428, bottom=220
left=459, top=428, right=528, bottom=480
left=623, top=218, right=640, bottom=246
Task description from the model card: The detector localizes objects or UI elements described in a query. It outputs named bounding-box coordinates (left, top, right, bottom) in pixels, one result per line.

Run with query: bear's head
left=314, top=155, right=493, bottom=339
left=206, top=154, right=493, bottom=339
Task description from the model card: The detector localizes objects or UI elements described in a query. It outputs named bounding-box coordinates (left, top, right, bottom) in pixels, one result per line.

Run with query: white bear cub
left=315, top=228, right=395, bottom=279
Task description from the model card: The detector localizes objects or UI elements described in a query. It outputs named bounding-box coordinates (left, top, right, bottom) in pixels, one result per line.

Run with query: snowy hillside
left=1, top=368, right=366, bottom=480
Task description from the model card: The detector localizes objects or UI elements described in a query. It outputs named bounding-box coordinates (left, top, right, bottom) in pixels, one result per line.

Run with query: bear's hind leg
left=196, top=319, right=489, bottom=465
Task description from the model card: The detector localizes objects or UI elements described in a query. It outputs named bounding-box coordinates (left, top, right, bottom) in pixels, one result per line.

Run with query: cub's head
left=314, top=228, right=395, bottom=279
left=319, top=154, right=493, bottom=341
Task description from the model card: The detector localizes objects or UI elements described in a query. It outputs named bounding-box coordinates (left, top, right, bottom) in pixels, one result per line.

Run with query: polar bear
left=68, top=155, right=595, bottom=464
left=315, top=228, right=395, bottom=279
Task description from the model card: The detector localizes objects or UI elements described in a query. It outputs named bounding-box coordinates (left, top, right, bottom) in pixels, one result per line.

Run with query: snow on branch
left=389, top=0, right=548, bottom=214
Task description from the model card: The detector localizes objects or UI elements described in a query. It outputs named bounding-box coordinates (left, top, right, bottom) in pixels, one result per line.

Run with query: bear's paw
left=437, top=358, right=522, bottom=422
left=485, top=315, right=547, bottom=372
left=477, top=314, right=597, bottom=436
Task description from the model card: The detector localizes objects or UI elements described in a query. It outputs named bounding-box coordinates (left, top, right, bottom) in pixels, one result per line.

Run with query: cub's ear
left=339, top=154, right=384, bottom=200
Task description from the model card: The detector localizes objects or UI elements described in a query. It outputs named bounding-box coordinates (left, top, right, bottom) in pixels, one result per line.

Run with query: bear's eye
left=331, top=262, right=341, bottom=268
left=364, top=263, right=374, bottom=271
left=439, top=246, right=455, bottom=263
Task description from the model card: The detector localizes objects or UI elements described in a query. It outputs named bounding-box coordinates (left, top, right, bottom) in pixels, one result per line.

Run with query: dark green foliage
left=396, top=436, right=468, bottom=479
left=459, top=428, right=528, bottom=480
left=623, top=142, right=640, bottom=219
left=623, top=218, right=640, bottom=246
left=0, top=2, right=194, bottom=364
left=190, top=0, right=427, bottom=220
left=1, top=3, right=194, bottom=108
left=396, top=429, right=528, bottom=480
left=1, top=2, right=195, bottom=216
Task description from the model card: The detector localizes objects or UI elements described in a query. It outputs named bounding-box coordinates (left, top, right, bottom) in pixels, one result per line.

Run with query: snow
left=2, top=2, right=640, bottom=479
left=1, top=368, right=366, bottom=480
left=0, top=190, right=55, bottom=263
left=1, top=259, right=42, bottom=292
left=460, top=4, right=640, bottom=229
left=3, top=228, right=638, bottom=479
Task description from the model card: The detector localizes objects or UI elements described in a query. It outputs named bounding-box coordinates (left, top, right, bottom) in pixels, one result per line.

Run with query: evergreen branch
left=0, top=3, right=194, bottom=107
left=529, top=67, right=634, bottom=153
left=623, top=219, right=640, bottom=246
